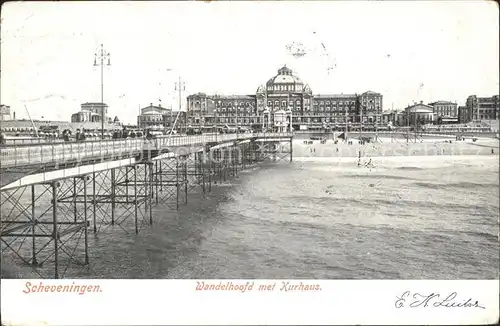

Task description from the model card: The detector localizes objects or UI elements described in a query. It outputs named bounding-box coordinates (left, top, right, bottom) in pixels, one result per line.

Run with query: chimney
left=420, top=101, right=423, bottom=104
left=13, top=111, right=16, bottom=120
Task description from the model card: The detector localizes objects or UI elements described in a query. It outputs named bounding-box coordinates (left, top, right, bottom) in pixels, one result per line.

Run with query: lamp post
left=213, top=94, right=219, bottom=142
left=406, top=105, right=410, bottom=144
left=174, top=77, right=186, bottom=134
left=359, top=104, right=363, bottom=142
left=93, top=44, right=111, bottom=139
left=287, top=92, right=293, bottom=134
left=345, top=106, right=349, bottom=141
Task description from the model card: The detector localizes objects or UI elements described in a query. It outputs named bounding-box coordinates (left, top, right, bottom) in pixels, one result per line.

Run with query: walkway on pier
left=0, top=132, right=293, bottom=187
left=0, top=132, right=291, bottom=169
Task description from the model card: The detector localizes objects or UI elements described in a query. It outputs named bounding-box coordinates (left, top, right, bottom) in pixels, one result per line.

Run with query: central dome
left=266, top=65, right=303, bottom=86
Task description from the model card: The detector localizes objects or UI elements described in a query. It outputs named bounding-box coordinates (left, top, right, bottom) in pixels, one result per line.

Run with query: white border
left=1, top=279, right=499, bottom=325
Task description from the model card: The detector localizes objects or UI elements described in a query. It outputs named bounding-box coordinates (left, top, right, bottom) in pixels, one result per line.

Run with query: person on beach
left=366, top=159, right=374, bottom=171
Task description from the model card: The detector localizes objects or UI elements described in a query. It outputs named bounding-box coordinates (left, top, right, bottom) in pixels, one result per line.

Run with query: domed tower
left=260, top=65, right=312, bottom=116
left=259, top=65, right=308, bottom=132
left=265, top=65, right=304, bottom=94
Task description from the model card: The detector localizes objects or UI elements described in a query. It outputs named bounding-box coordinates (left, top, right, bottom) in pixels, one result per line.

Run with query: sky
left=1, top=1, right=499, bottom=124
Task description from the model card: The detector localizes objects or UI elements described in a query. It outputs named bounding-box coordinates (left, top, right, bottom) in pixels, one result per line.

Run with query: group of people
left=357, top=157, right=374, bottom=169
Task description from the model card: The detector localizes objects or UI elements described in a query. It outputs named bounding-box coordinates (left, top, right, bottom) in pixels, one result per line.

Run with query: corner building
left=187, top=66, right=383, bottom=131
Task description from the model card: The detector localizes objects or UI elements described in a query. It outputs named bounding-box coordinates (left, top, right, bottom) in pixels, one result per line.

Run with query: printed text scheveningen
left=23, top=281, right=102, bottom=295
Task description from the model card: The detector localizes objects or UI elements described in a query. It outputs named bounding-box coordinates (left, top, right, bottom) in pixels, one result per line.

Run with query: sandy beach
left=292, top=137, right=499, bottom=158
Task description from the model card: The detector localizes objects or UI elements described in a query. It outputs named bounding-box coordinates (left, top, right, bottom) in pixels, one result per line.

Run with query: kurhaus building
left=186, top=65, right=383, bottom=131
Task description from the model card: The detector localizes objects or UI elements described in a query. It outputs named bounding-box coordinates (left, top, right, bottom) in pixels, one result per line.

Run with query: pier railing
left=0, top=132, right=293, bottom=168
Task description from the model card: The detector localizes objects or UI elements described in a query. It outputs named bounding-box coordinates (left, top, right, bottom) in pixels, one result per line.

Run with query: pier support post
left=159, top=160, right=163, bottom=193
left=176, top=157, right=180, bottom=210
left=208, top=150, right=212, bottom=192
left=201, top=152, right=206, bottom=194
left=148, top=163, right=153, bottom=225
left=111, top=168, right=116, bottom=225
left=73, top=178, right=77, bottom=223
left=134, top=165, right=138, bottom=234
left=183, top=156, right=188, bottom=204
left=155, top=161, right=159, bottom=204
left=144, top=164, right=149, bottom=224
left=83, top=175, right=89, bottom=265
left=232, top=147, right=236, bottom=176
left=92, top=172, right=97, bottom=233
left=52, top=181, right=59, bottom=279
left=223, top=149, right=227, bottom=181
left=31, top=185, right=37, bottom=266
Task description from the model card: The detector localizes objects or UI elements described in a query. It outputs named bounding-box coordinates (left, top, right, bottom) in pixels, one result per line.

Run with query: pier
left=0, top=132, right=293, bottom=278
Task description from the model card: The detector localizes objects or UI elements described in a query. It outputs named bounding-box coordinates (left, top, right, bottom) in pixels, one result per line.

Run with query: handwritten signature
left=395, top=291, right=485, bottom=309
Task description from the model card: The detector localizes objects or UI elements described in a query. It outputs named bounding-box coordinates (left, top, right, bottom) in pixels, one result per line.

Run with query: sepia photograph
left=0, top=2, right=499, bottom=323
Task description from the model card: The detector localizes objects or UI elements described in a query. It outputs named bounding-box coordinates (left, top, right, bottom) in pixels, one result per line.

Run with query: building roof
left=467, top=94, right=499, bottom=99
left=314, top=94, right=357, bottom=98
left=266, top=65, right=303, bottom=85
left=187, top=92, right=207, bottom=99
left=361, top=91, right=382, bottom=96
left=81, top=102, right=108, bottom=107
left=141, top=104, right=169, bottom=110
left=213, top=95, right=256, bottom=100
left=428, top=101, right=456, bottom=105
left=405, top=103, right=434, bottom=113
left=140, top=105, right=170, bottom=115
